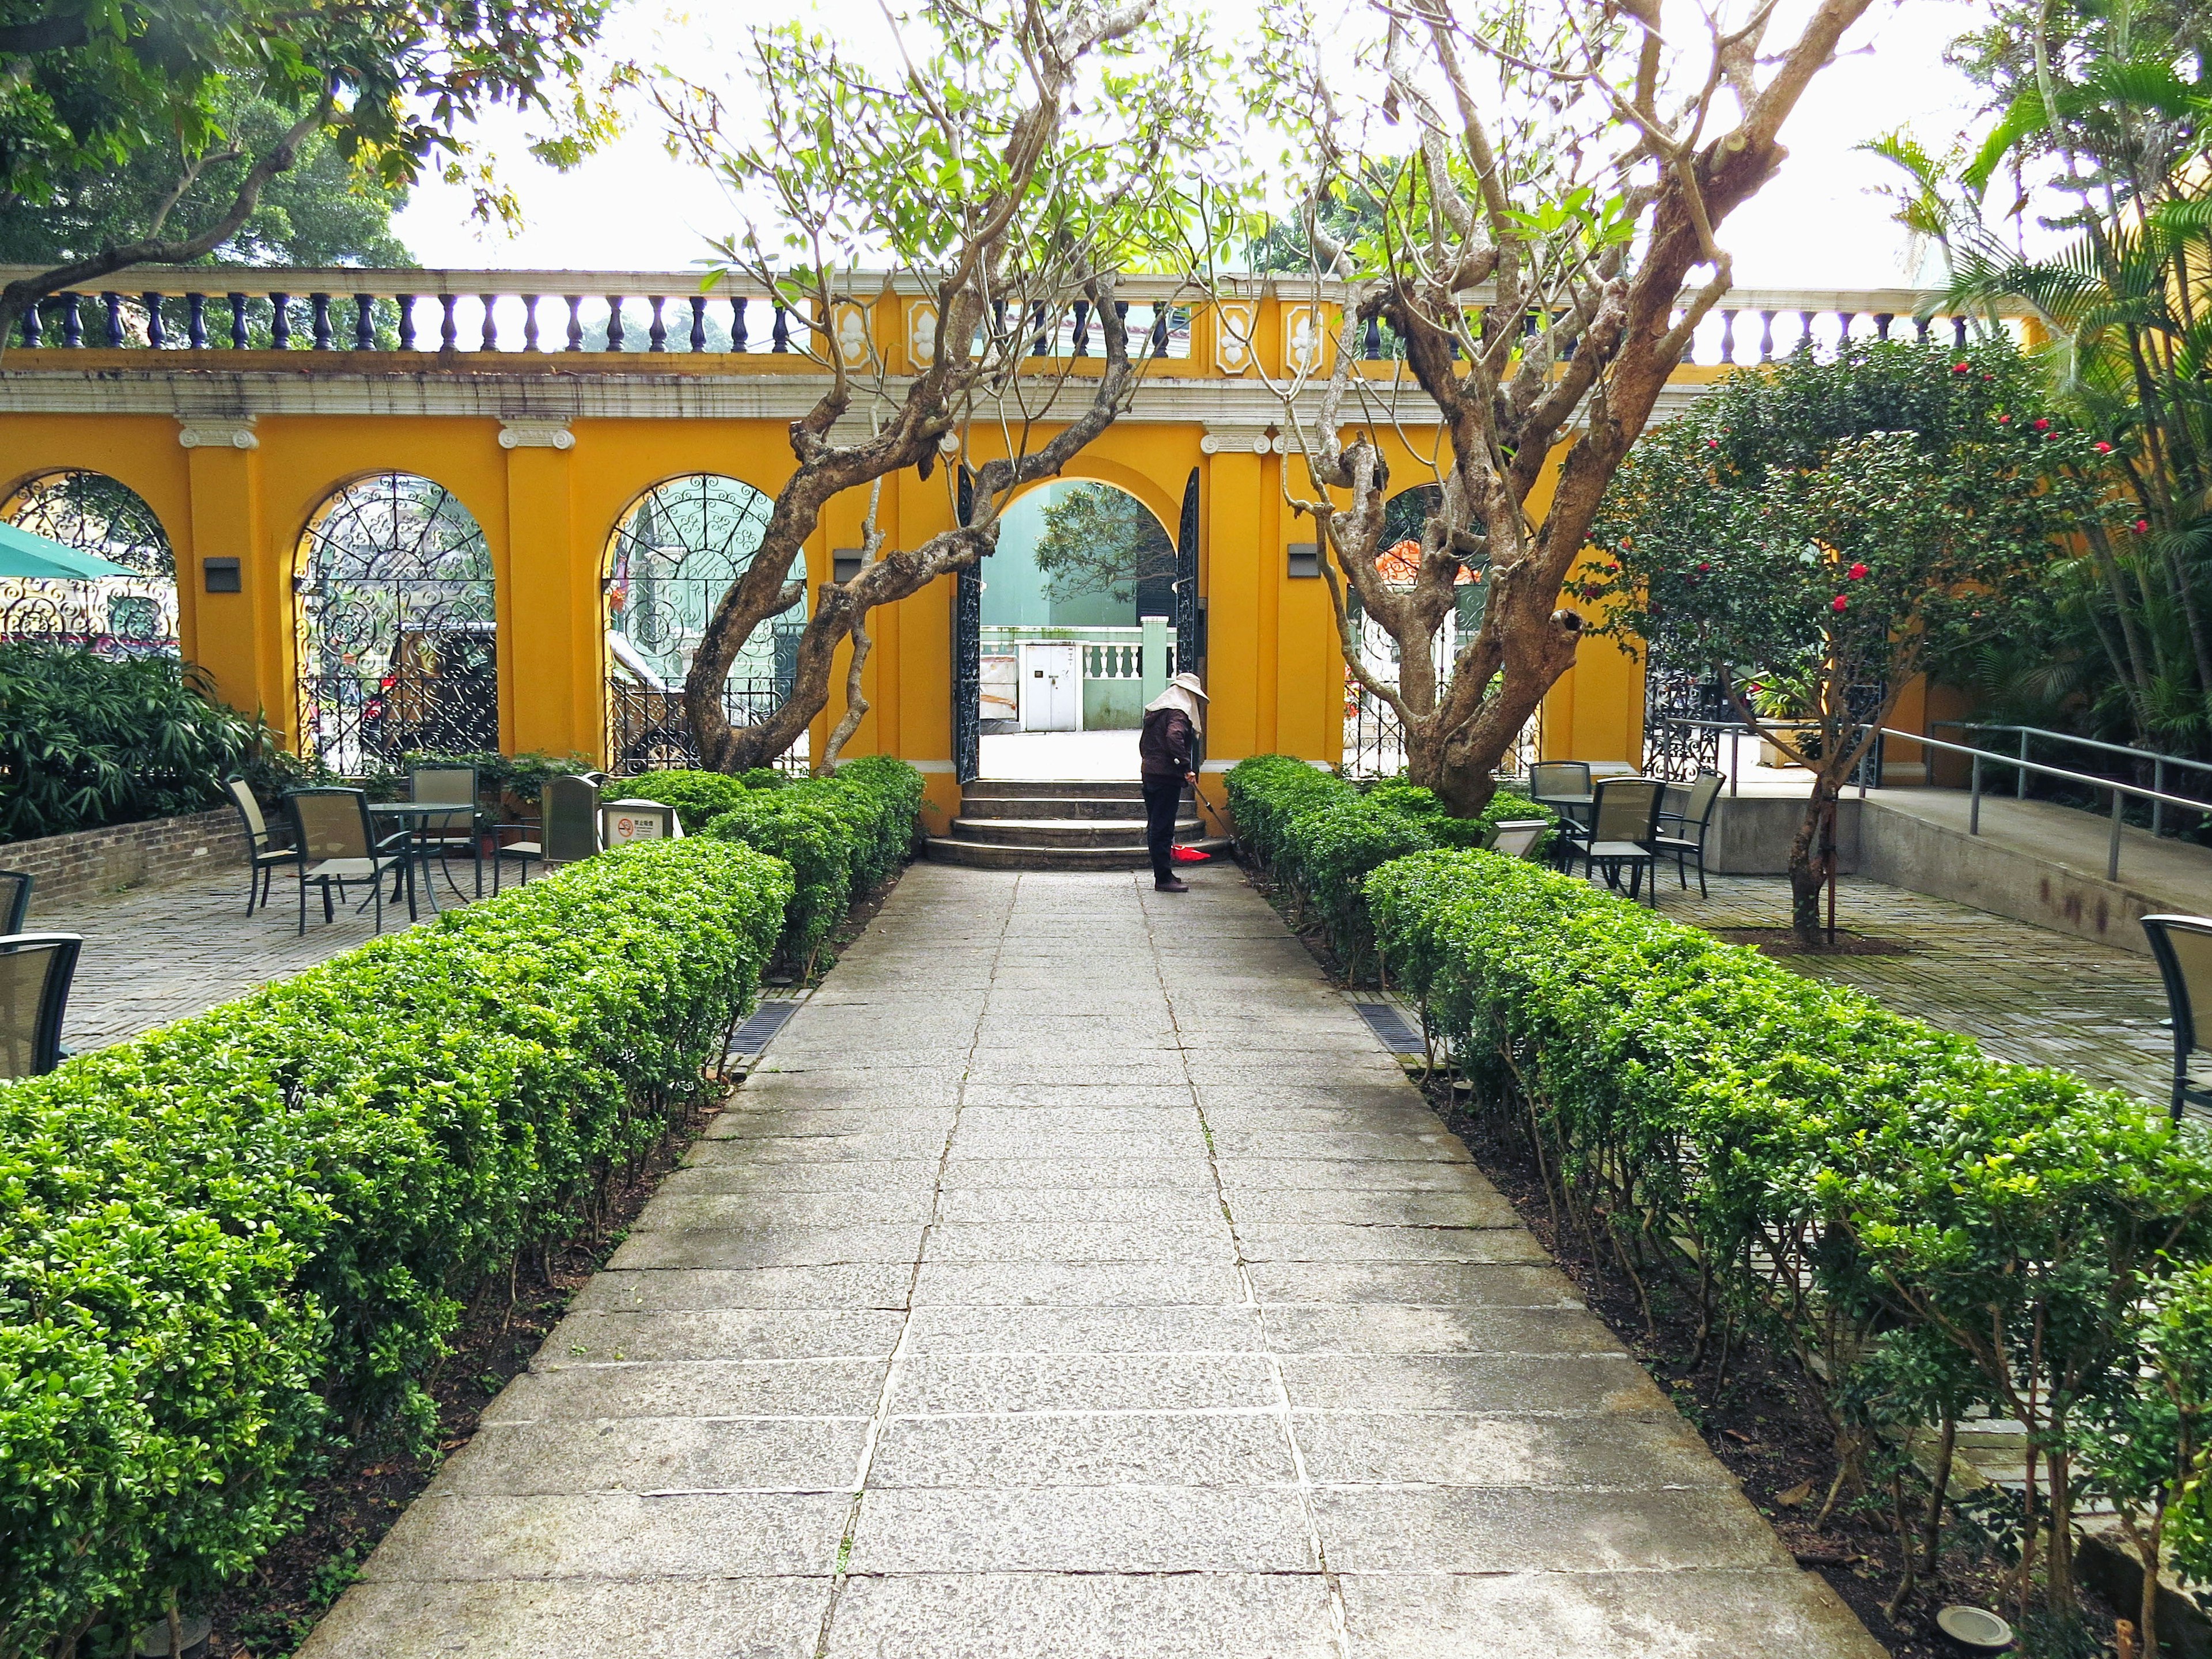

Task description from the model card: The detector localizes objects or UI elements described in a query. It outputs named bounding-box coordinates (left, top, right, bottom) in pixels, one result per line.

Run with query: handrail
left=1933, top=720, right=2212, bottom=837
left=1886, top=728, right=2211, bottom=882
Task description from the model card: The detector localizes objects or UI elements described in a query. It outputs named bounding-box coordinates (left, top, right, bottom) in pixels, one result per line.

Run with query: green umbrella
left=0, top=519, right=139, bottom=579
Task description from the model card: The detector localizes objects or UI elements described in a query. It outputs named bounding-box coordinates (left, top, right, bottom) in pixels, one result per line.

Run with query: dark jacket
left=1139, top=706, right=1196, bottom=778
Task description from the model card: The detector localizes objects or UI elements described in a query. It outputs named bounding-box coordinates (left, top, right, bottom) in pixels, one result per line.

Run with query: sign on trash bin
left=601, top=800, right=682, bottom=846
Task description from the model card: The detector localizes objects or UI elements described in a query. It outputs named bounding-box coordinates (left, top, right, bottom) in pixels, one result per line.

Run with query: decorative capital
left=177, top=415, right=257, bottom=450
left=499, top=417, right=574, bottom=450
left=1199, top=423, right=1282, bottom=456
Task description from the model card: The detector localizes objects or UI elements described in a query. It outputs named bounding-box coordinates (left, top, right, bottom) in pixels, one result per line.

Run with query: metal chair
left=285, top=787, right=417, bottom=935
left=1528, top=761, right=1593, bottom=821
left=0, top=869, right=31, bottom=934
left=1561, top=777, right=1665, bottom=903
left=494, top=774, right=603, bottom=892
left=408, top=760, right=483, bottom=899
left=2142, top=914, right=2212, bottom=1121
left=0, top=932, right=82, bottom=1080
left=1483, top=819, right=1551, bottom=860
left=1653, top=770, right=1725, bottom=897
left=222, top=778, right=302, bottom=915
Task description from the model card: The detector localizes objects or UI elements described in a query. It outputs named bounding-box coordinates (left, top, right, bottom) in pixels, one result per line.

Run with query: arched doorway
left=603, top=474, right=808, bottom=772
left=963, top=474, right=1195, bottom=780
left=0, top=470, right=179, bottom=656
left=294, top=474, right=497, bottom=770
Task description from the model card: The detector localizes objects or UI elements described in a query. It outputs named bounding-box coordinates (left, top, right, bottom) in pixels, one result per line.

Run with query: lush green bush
left=1360, top=846, right=2212, bottom=1624
left=616, top=768, right=764, bottom=831
left=1224, top=756, right=1556, bottom=977
left=0, top=643, right=262, bottom=840
left=700, top=757, right=925, bottom=973
left=0, top=839, right=791, bottom=1658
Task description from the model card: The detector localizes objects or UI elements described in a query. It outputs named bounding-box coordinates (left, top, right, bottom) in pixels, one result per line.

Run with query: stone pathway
left=50, top=862, right=475, bottom=1052
left=301, top=862, right=1876, bottom=1658
left=1662, top=872, right=2172, bottom=1104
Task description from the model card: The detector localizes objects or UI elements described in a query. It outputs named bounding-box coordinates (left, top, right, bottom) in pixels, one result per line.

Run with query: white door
left=1019, top=642, right=1081, bottom=731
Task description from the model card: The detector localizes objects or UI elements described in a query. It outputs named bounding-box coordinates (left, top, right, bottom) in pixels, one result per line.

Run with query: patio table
left=367, top=801, right=476, bottom=909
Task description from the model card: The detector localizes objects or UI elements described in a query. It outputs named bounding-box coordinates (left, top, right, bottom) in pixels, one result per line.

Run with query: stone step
left=924, top=835, right=1232, bottom=872
left=964, top=778, right=1150, bottom=801
left=960, top=794, right=1191, bottom=821
left=949, top=815, right=1202, bottom=849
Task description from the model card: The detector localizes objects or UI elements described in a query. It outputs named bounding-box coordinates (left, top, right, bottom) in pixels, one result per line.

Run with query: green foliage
left=617, top=769, right=765, bottom=832
left=700, top=758, right=925, bottom=974
left=1224, top=757, right=1556, bottom=978
left=1032, top=483, right=1175, bottom=605
left=1357, top=844, right=2212, bottom=1624
left=0, top=642, right=262, bottom=840
left=0, top=838, right=791, bottom=1657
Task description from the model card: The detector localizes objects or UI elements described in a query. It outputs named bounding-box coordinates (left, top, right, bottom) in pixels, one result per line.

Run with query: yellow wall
left=0, top=292, right=1752, bottom=791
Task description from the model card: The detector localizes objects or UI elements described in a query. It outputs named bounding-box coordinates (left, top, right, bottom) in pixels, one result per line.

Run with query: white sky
left=392, top=0, right=1997, bottom=291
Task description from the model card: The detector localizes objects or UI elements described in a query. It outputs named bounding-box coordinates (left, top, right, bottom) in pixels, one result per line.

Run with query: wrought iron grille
left=604, top=474, right=809, bottom=774
left=0, top=469, right=179, bottom=657
left=1641, top=660, right=1729, bottom=780
left=296, top=474, right=497, bottom=770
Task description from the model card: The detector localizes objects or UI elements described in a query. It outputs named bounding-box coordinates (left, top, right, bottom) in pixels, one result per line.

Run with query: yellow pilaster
left=501, top=429, right=586, bottom=760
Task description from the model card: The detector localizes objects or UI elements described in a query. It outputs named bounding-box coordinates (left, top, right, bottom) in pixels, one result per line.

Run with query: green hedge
left=700, top=757, right=925, bottom=974
left=1224, top=756, right=1555, bottom=978
left=1, top=839, right=791, bottom=1658
left=1359, top=846, right=2212, bottom=1603
left=616, top=767, right=787, bottom=831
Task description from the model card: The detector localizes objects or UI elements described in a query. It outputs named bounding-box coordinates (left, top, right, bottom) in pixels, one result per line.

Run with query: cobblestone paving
left=54, top=861, right=474, bottom=1052
left=1659, top=872, right=2173, bottom=1104
left=300, top=862, right=1877, bottom=1659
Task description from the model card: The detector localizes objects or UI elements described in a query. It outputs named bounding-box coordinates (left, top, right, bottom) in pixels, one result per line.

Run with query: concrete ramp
left=1707, top=787, right=2212, bottom=956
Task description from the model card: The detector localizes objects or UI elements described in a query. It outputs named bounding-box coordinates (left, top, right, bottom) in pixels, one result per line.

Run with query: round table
left=368, top=801, right=482, bottom=907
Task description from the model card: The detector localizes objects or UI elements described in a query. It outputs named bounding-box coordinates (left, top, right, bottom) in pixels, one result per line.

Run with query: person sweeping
left=1139, top=671, right=1206, bottom=892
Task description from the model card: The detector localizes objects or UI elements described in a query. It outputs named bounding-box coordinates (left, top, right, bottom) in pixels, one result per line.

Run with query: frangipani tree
left=1589, top=338, right=2098, bottom=940
left=653, top=1, right=1234, bottom=771
left=1247, top=0, right=1880, bottom=814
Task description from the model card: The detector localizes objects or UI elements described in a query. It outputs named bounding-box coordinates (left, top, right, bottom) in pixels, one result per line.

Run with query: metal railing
left=1888, top=728, right=2212, bottom=882
left=1932, top=721, right=2212, bottom=838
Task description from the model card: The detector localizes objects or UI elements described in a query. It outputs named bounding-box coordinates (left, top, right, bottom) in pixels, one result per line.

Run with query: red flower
left=2032, top=418, right=2050, bottom=432
left=1847, top=563, right=1869, bottom=579
left=1706, top=438, right=1721, bottom=449
left=1997, top=414, right=2012, bottom=424
left=2095, top=441, right=2113, bottom=454
left=1952, top=362, right=1970, bottom=374
left=1831, top=595, right=1849, bottom=613
left=1697, top=562, right=1711, bottom=573
left=2135, top=518, right=2151, bottom=533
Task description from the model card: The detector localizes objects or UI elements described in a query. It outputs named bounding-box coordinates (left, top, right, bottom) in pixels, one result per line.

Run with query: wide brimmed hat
left=1166, top=672, right=1208, bottom=700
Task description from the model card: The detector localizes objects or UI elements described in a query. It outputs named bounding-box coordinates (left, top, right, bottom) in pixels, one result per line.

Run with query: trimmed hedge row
left=1224, top=756, right=1555, bottom=976
left=1355, top=844, right=2212, bottom=1615
left=615, top=766, right=788, bottom=831
left=2, top=839, right=793, bottom=1659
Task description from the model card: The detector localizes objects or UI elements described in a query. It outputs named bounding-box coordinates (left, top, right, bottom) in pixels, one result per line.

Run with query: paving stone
left=923, top=1221, right=1231, bottom=1263
left=359, top=1491, right=851, bottom=1580
left=1291, top=1412, right=1725, bottom=1488
left=935, top=1186, right=1225, bottom=1224
left=1226, top=1188, right=1520, bottom=1226
left=607, top=1224, right=926, bottom=1271
left=540, top=1310, right=906, bottom=1363
left=1245, top=1262, right=1585, bottom=1306
left=1264, top=1306, right=1627, bottom=1358
left=846, top=1487, right=1318, bottom=1573
left=634, top=1191, right=938, bottom=1226
left=909, top=1261, right=1247, bottom=1307
left=486, top=1357, right=891, bottom=1421
left=889, top=1353, right=1278, bottom=1414
left=824, top=1572, right=1337, bottom=1659
left=1277, top=1355, right=1668, bottom=1414
left=569, top=1269, right=913, bottom=1313
left=301, top=1575, right=834, bottom=1659
left=1336, top=1569, right=1887, bottom=1659
left=900, top=1305, right=1267, bottom=1354
left=1214, top=1158, right=1501, bottom=1193
left=429, top=1417, right=867, bottom=1495
left=1309, top=1486, right=1794, bottom=1574
left=869, top=1412, right=1296, bottom=1487
left=938, top=1156, right=1216, bottom=1188
left=1235, top=1223, right=1548, bottom=1264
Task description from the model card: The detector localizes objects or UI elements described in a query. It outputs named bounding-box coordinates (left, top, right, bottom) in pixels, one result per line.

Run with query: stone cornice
left=175, top=414, right=257, bottom=449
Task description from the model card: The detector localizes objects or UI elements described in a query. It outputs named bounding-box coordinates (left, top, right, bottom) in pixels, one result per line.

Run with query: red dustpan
left=1170, top=843, right=1210, bottom=863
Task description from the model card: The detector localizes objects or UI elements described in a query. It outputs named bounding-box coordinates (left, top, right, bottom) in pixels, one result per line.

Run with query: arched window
left=295, top=474, right=495, bottom=769
left=0, top=470, right=178, bottom=656
left=604, top=474, right=805, bottom=770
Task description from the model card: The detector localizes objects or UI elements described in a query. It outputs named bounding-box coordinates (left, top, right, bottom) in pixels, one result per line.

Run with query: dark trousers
left=1142, top=772, right=1184, bottom=882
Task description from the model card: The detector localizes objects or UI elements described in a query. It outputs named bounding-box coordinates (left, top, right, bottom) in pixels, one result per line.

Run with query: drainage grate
left=1353, top=1001, right=1425, bottom=1052
left=726, top=998, right=802, bottom=1059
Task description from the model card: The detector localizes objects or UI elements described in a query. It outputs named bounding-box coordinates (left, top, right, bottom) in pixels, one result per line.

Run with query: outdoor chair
left=1560, top=777, right=1665, bottom=903
left=494, top=774, right=602, bottom=892
left=0, top=932, right=82, bottom=1080
left=223, top=777, right=301, bottom=915
left=285, top=787, right=416, bottom=936
left=0, top=869, right=31, bottom=934
left=2142, top=914, right=2212, bottom=1121
left=1528, top=761, right=1594, bottom=825
left=1483, top=819, right=1552, bottom=861
left=408, top=760, right=484, bottom=899
left=1653, top=770, right=1725, bottom=897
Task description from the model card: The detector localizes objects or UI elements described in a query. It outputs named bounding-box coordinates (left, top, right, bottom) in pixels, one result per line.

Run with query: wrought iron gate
left=1174, top=466, right=1200, bottom=675
left=0, top=470, right=179, bottom=656
left=1641, top=658, right=1729, bottom=780
left=953, top=468, right=981, bottom=783
left=604, top=473, right=807, bottom=772
left=296, top=474, right=497, bottom=770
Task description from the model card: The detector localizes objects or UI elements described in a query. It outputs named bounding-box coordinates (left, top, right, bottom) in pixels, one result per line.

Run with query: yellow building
left=0, top=270, right=1981, bottom=828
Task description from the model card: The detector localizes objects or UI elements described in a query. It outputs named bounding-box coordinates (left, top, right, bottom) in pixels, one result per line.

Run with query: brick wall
left=2, top=807, right=243, bottom=920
